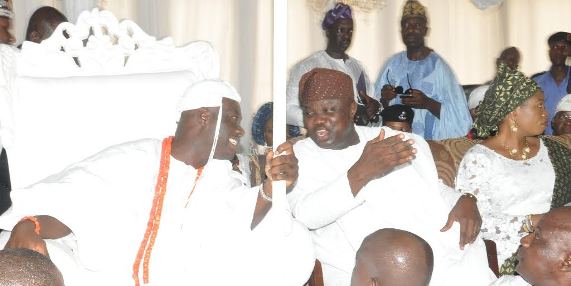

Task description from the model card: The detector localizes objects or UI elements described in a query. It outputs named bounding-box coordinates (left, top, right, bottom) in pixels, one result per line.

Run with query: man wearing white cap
left=0, top=0, right=14, bottom=45
left=552, top=94, right=571, bottom=136
left=0, top=79, right=315, bottom=286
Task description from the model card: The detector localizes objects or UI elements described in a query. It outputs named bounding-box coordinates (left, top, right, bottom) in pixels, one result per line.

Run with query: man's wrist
left=348, top=164, right=369, bottom=196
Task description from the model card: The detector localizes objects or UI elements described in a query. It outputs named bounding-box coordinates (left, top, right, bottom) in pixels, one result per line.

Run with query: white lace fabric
left=455, top=139, right=554, bottom=264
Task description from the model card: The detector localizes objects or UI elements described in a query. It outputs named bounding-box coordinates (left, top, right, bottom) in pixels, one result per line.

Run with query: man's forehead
left=223, top=98, right=241, bottom=114
left=334, top=19, right=353, bottom=27
left=303, top=98, right=346, bottom=108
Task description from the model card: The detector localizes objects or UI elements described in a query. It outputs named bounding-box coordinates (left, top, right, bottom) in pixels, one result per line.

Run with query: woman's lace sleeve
left=455, top=148, right=526, bottom=245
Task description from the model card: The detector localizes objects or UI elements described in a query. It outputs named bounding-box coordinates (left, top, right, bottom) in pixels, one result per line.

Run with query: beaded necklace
left=502, top=137, right=531, bottom=160
left=133, top=137, right=204, bottom=285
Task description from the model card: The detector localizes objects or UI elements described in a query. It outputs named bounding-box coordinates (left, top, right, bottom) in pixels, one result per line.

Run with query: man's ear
left=559, top=253, right=571, bottom=272
left=350, top=100, right=357, bottom=118
left=30, top=30, right=42, bottom=43
left=198, top=108, right=211, bottom=127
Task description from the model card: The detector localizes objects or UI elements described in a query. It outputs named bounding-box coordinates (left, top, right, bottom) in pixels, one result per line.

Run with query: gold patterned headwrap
left=473, top=63, right=540, bottom=138
left=402, top=0, right=427, bottom=22
left=299, top=68, right=354, bottom=105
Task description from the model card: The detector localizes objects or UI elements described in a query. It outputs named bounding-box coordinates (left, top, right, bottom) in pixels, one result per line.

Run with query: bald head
left=351, top=228, right=433, bottom=286
left=0, top=248, right=64, bottom=286
left=496, top=46, right=520, bottom=70
left=517, top=207, right=571, bottom=286
left=25, top=6, right=67, bottom=43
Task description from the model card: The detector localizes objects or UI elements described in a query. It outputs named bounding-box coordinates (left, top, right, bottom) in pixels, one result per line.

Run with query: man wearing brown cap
left=286, top=3, right=380, bottom=128
left=288, top=68, right=495, bottom=286
left=374, top=0, right=471, bottom=140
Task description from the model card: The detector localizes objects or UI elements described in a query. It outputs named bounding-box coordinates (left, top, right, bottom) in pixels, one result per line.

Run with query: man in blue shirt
left=374, top=0, right=472, bottom=140
left=532, top=32, right=571, bottom=135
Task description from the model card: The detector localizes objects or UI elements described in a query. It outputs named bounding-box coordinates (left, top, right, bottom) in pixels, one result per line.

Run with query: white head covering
left=176, top=79, right=241, bottom=163
left=468, top=85, right=489, bottom=110
left=0, top=0, right=12, bottom=19
left=556, top=94, right=571, bottom=113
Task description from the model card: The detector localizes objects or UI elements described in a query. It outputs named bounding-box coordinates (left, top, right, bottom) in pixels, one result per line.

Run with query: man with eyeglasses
left=532, top=32, right=571, bottom=135
left=374, top=0, right=471, bottom=140
left=552, top=94, right=571, bottom=136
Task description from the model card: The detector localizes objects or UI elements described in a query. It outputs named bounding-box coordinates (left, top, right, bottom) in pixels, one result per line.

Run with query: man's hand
left=441, top=195, right=481, bottom=250
left=380, top=84, right=398, bottom=107
left=401, top=89, right=430, bottom=109
left=6, top=220, right=49, bottom=256
left=265, top=141, right=299, bottom=191
left=348, top=129, right=416, bottom=195
left=402, top=89, right=441, bottom=118
left=359, top=91, right=381, bottom=119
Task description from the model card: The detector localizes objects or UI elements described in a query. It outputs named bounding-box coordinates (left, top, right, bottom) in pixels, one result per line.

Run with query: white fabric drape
left=11, top=0, right=571, bottom=149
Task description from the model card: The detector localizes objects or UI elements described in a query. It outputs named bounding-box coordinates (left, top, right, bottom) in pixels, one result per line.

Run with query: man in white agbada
left=286, top=3, right=379, bottom=128
left=0, top=79, right=315, bottom=286
left=288, top=68, right=495, bottom=286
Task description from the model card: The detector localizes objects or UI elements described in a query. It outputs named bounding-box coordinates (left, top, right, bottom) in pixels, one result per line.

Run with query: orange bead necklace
left=132, top=137, right=203, bottom=285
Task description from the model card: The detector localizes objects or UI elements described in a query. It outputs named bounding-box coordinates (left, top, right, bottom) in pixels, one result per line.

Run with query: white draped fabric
left=0, top=139, right=315, bottom=285
left=289, top=126, right=496, bottom=286
left=11, top=0, right=571, bottom=148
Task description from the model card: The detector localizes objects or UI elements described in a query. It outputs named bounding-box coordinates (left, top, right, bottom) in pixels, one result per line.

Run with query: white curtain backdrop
left=11, top=0, right=571, bottom=149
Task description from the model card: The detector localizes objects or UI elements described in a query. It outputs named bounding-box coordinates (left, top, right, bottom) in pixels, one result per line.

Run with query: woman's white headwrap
left=176, top=79, right=241, bottom=163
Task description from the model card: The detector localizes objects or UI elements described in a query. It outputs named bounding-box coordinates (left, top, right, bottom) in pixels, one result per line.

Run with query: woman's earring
left=510, top=118, right=518, bottom=132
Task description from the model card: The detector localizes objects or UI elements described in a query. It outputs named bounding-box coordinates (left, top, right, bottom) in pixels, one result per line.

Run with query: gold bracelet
left=461, top=193, right=477, bottom=202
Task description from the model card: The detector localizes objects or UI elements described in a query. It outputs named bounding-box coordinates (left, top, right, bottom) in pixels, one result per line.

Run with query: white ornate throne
left=0, top=9, right=219, bottom=189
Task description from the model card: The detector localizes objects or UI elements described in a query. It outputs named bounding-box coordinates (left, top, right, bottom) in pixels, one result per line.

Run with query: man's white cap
left=468, top=85, right=489, bottom=110
left=0, top=0, right=12, bottom=19
left=556, top=94, right=571, bottom=113
left=177, top=79, right=241, bottom=116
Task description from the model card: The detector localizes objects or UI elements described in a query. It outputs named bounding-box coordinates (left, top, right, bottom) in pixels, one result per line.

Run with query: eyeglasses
left=555, top=113, right=571, bottom=121
left=386, top=70, right=414, bottom=96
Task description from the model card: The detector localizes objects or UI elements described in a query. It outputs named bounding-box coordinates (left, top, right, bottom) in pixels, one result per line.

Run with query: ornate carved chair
left=0, top=9, right=219, bottom=189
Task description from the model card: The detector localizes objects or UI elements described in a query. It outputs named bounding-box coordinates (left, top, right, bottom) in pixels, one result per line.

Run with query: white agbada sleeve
left=290, top=126, right=496, bottom=286
left=0, top=140, right=161, bottom=276
left=288, top=173, right=365, bottom=230
left=202, top=161, right=315, bottom=286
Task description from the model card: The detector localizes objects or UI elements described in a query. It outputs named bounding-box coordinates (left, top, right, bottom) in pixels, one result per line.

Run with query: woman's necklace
left=502, top=137, right=531, bottom=160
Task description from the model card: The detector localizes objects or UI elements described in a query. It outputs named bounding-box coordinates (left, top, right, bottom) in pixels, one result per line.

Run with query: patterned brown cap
left=402, top=0, right=427, bottom=22
left=299, top=68, right=354, bottom=105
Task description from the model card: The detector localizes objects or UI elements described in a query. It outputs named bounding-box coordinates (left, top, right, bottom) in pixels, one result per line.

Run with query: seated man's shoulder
left=81, top=138, right=162, bottom=165
left=293, top=136, right=319, bottom=157
left=291, top=51, right=325, bottom=70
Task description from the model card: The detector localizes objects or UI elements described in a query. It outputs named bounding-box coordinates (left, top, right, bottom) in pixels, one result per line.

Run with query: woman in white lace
left=452, top=64, right=560, bottom=274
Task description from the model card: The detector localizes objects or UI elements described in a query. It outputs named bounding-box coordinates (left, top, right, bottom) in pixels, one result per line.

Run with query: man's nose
left=236, top=126, right=245, bottom=138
